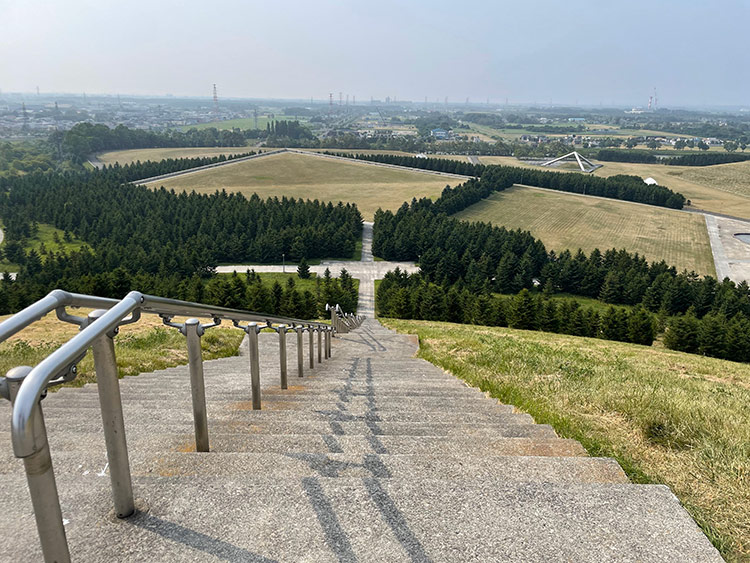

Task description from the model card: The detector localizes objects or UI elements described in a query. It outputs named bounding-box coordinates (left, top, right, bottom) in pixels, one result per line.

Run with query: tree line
left=377, top=271, right=655, bottom=346
left=55, top=123, right=247, bottom=162
left=339, top=152, right=686, bottom=209
left=596, top=149, right=750, bottom=167
left=0, top=266, right=358, bottom=319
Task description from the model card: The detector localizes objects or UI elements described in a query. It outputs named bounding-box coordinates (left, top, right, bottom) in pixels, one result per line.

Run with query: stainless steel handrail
left=4, top=290, right=336, bottom=456
left=0, top=289, right=119, bottom=344
left=0, top=288, right=363, bottom=562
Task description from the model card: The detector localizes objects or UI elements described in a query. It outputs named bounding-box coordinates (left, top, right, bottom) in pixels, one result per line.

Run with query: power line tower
left=329, top=93, right=333, bottom=116
left=212, top=84, right=219, bottom=113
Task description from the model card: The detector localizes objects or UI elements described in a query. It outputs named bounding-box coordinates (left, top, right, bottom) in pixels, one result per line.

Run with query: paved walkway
left=705, top=214, right=750, bottom=281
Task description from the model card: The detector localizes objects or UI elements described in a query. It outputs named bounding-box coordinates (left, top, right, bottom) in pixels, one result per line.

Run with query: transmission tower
left=329, top=93, right=333, bottom=116
left=212, top=84, right=219, bottom=113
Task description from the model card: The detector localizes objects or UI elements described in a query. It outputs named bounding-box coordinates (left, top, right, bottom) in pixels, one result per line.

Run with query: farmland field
left=454, top=185, right=715, bottom=275
left=478, top=156, right=750, bottom=219
left=143, top=151, right=458, bottom=220
left=98, top=146, right=258, bottom=166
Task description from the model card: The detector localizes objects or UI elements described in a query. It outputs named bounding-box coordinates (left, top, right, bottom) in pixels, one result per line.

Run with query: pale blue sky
left=1, top=0, right=747, bottom=107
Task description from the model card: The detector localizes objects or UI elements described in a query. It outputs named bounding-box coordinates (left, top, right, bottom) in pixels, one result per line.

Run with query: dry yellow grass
left=143, top=151, right=458, bottom=220
left=479, top=156, right=750, bottom=219
left=454, top=185, right=715, bottom=275
left=98, top=147, right=258, bottom=166
left=0, top=310, right=244, bottom=387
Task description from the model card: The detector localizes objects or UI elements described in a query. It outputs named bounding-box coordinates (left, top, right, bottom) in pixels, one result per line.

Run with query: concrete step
left=0, top=433, right=586, bottom=458
left=44, top=393, right=515, bottom=415
left=36, top=417, right=559, bottom=438
left=40, top=404, right=529, bottom=425
left=0, top=475, right=723, bottom=562
left=141, top=453, right=630, bottom=484
left=0, top=451, right=626, bottom=484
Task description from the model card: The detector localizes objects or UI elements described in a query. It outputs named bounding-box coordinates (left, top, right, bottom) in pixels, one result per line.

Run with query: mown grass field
left=479, top=156, right=750, bottom=219
left=97, top=146, right=257, bottom=166
left=144, top=151, right=457, bottom=220
left=219, top=271, right=360, bottom=294
left=381, top=318, right=750, bottom=561
left=0, top=311, right=245, bottom=389
left=0, top=222, right=90, bottom=271
left=454, top=185, right=715, bottom=275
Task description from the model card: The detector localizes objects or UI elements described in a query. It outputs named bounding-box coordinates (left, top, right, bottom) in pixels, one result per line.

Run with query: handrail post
left=324, top=328, right=330, bottom=359
left=4, top=366, right=71, bottom=563
left=184, top=319, right=209, bottom=452
left=317, top=327, right=322, bottom=364
left=278, top=324, right=288, bottom=389
left=296, top=326, right=304, bottom=377
left=308, top=326, right=315, bottom=370
left=247, top=323, right=262, bottom=410
left=88, top=309, right=135, bottom=519
left=328, top=327, right=333, bottom=358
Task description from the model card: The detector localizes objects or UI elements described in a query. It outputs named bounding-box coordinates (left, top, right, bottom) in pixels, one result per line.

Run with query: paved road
left=468, top=155, right=481, bottom=165
left=361, top=221, right=374, bottom=262
left=87, top=154, right=104, bottom=170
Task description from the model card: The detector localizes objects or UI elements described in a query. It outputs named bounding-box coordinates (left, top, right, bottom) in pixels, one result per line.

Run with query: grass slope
left=143, top=151, right=457, bottom=220
left=0, top=223, right=90, bottom=271
left=454, top=185, right=715, bottom=275
left=382, top=318, right=750, bottom=561
left=97, top=147, right=256, bottom=166
left=479, top=156, right=750, bottom=219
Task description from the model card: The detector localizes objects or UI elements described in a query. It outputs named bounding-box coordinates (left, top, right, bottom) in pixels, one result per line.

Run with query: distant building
left=644, top=177, right=658, bottom=185
left=430, top=128, right=449, bottom=139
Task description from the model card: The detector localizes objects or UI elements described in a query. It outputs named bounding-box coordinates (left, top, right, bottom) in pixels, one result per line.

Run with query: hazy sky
left=2, top=0, right=748, bottom=107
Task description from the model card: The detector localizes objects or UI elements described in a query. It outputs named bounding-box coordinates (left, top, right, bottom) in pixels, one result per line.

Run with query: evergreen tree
left=297, top=257, right=311, bottom=279
left=509, top=289, right=537, bottom=330
left=627, top=306, right=655, bottom=345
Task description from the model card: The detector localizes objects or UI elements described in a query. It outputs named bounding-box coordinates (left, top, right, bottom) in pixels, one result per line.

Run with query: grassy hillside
left=143, top=151, right=458, bottom=220
left=97, top=146, right=257, bottom=166
left=454, top=185, right=715, bottom=276
left=0, top=222, right=90, bottom=271
left=479, top=155, right=750, bottom=219
left=382, top=318, right=750, bottom=561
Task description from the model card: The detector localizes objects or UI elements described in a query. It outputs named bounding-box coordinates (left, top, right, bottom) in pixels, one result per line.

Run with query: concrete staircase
left=0, top=319, right=722, bottom=561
